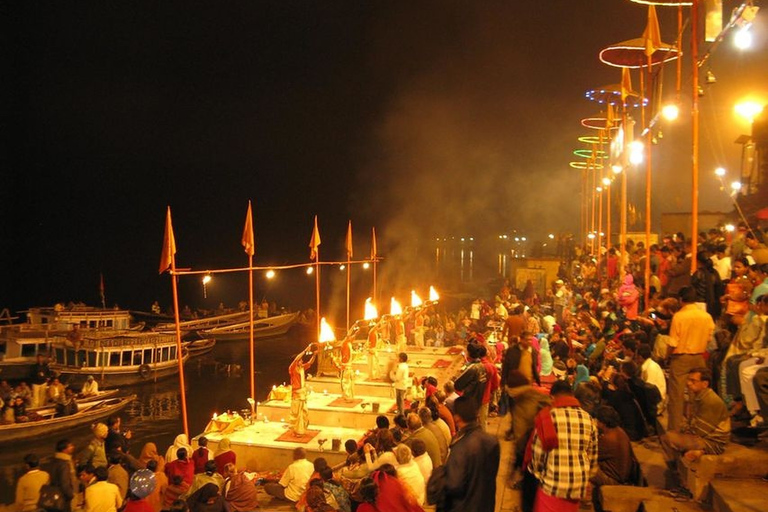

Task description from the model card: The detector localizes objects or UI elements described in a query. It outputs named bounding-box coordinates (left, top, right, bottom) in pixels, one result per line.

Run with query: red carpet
left=327, top=397, right=363, bottom=408
left=388, top=399, right=413, bottom=414
left=431, top=359, right=452, bottom=369
left=274, top=429, right=321, bottom=443
left=447, top=346, right=464, bottom=355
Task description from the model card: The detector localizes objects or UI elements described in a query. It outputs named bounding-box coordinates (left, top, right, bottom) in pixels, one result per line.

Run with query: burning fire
left=390, top=297, right=403, bottom=316
left=319, top=317, right=337, bottom=342
left=411, top=290, right=423, bottom=308
left=429, top=286, right=439, bottom=302
left=364, top=298, right=378, bottom=320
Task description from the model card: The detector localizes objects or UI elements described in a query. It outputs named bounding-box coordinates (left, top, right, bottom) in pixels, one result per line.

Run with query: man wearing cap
left=80, top=376, right=99, bottom=398
left=79, top=423, right=109, bottom=468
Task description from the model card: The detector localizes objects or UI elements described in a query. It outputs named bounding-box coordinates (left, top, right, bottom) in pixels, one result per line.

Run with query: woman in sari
left=214, top=438, right=236, bottom=476
left=139, top=442, right=166, bottom=473
left=166, top=434, right=193, bottom=463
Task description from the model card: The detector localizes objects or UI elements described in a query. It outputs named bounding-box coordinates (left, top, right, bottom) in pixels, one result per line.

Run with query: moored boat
left=27, top=388, right=121, bottom=415
left=49, top=332, right=189, bottom=389
left=201, top=312, right=299, bottom=341
left=0, top=395, right=136, bottom=445
left=153, top=311, right=251, bottom=334
left=182, top=337, right=217, bottom=357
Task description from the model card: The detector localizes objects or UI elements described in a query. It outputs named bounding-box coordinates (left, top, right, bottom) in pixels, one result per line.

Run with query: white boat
left=201, top=312, right=299, bottom=341
left=182, top=337, right=217, bottom=357
left=0, top=305, right=143, bottom=381
left=49, top=331, right=189, bottom=389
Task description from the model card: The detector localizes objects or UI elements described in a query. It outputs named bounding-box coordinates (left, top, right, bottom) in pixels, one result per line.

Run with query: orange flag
left=621, top=68, right=633, bottom=103
left=159, top=206, right=177, bottom=274
left=309, top=215, right=321, bottom=261
left=242, top=201, right=255, bottom=257
left=371, top=227, right=377, bottom=260
left=643, top=5, right=662, bottom=57
left=345, top=220, right=353, bottom=259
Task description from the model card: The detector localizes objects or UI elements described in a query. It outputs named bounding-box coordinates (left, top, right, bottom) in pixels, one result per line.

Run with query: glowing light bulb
left=734, top=27, right=753, bottom=50
left=602, top=177, right=611, bottom=186
left=725, top=224, right=735, bottom=232
left=714, top=167, right=726, bottom=177
left=629, top=141, right=644, bottom=165
left=306, top=266, right=314, bottom=275
left=734, top=101, right=764, bottom=123
left=612, top=164, right=623, bottom=174
left=265, top=270, right=276, bottom=279
left=661, top=104, right=679, bottom=121
left=731, top=181, right=742, bottom=192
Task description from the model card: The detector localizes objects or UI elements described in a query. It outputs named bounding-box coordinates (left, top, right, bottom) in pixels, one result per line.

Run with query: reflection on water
left=0, top=327, right=309, bottom=505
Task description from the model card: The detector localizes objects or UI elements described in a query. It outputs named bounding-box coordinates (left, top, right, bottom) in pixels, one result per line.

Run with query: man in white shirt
left=85, top=467, right=122, bottom=512
left=638, top=344, right=667, bottom=413
left=15, top=454, right=50, bottom=512
left=389, top=352, right=409, bottom=415
left=711, top=245, right=731, bottom=282
left=80, top=375, right=99, bottom=398
left=264, top=447, right=314, bottom=503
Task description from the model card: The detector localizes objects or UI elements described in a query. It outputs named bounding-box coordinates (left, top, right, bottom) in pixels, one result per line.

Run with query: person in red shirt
left=164, top=448, right=194, bottom=486
left=190, top=437, right=211, bottom=474
left=479, top=345, right=500, bottom=431
left=288, top=343, right=319, bottom=435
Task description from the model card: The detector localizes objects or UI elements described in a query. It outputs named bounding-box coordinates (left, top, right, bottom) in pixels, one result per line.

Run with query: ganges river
left=0, top=327, right=310, bottom=504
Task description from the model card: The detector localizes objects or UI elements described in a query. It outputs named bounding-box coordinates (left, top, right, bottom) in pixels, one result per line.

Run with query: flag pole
left=160, top=206, right=189, bottom=439
left=371, top=227, right=378, bottom=306
left=309, top=216, right=322, bottom=343
left=346, top=221, right=352, bottom=332
left=242, top=201, right=256, bottom=401
left=691, top=0, right=700, bottom=273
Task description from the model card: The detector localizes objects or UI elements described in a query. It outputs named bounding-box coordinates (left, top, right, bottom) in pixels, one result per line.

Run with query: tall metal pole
left=691, top=0, right=700, bottom=272
left=645, top=54, right=653, bottom=309
left=248, top=254, right=255, bottom=400
left=620, top=107, right=628, bottom=276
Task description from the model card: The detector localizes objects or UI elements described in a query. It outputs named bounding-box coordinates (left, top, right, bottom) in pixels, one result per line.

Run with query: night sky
left=4, top=1, right=767, bottom=316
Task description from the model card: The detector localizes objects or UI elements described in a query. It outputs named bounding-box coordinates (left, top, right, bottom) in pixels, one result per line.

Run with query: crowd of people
left=9, top=223, right=768, bottom=512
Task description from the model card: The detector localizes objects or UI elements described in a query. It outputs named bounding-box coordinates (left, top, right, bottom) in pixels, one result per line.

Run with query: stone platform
left=192, top=343, right=467, bottom=477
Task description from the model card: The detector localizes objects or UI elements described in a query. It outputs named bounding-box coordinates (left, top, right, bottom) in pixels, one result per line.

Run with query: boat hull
left=0, top=395, right=136, bottom=445
left=53, top=353, right=189, bottom=389
left=202, top=313, right=299, bottom=342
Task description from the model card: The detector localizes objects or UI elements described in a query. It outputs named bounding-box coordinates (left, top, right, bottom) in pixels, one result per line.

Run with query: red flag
left=643, top=5, right=662, bottom=57
left=621, top=68, right=633, bottom=103
left=159, top=206, right=177, bottom=274
left=371, top=227, right=377, bottom=260
left=309, top=215, right=321, bottom=261
left=345, top=221, right=353, bottom=259
left=242, top=201, right=255, bottom=257
left=99, top=273, right=106, bottom=307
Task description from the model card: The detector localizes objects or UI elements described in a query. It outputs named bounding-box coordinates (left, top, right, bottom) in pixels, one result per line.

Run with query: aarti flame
left=319, top=317, right=337, bottom=343
left=429, top=286, right=439, bottom=302
left=411, top=290, right=423, bottom=308
left=364, top=298, right=378, bottom=320
left=390, top=297, right=403, bottom=316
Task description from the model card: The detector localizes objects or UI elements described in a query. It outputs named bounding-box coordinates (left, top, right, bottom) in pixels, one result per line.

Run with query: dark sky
left=3, top=1, right=767, bottom=315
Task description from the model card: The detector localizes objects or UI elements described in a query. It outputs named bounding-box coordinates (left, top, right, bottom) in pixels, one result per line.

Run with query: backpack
left=38, top=485, right=65, bottom=512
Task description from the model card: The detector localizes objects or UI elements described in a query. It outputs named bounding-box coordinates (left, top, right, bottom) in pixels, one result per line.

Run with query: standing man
left=336, top=331, right=356, bottom=400
left=527, top=380, right=598, bottom=512
left=366, top=322, right=380, bottom=379
left=14, top=454, right=50, bottom=512
left=30, top=354, right=50, bottom=408
left=389, top=353, right=409, bottom=415
left=288, top=343, right=318, bottom=436
left=426, top=395, right=500, bottom=512
left=453, top=343, right=488, bottom=419
left=394, top=316, right=407, bottom=353
left=667, top=286, right=715, bottom=431
left=84, top=467, right=123, bottom=512
left=48, top=439, right=77, bottom=512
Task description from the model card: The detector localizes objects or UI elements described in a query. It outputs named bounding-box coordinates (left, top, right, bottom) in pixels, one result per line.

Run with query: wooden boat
left=153, top=311, right=251, bottom=334
left=201, top=312, right=299, bottom=341
left=182, top=337, right=216, bottom=357
left=0, top=305, right=143, bottom=381
left=27, top=388, right=121, bottom=415
left=0, top=395, right=136, bottom=445
left=49, top=332, right=189, bottom=389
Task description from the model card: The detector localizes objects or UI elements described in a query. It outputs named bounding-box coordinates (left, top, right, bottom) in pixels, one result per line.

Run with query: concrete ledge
left=710, top=478, right=768, bottom=512
left=599, top=485, right=655, bottom=512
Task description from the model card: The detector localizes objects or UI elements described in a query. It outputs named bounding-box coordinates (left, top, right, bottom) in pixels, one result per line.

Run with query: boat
left=182, top=337, right=216, bottom=357
left=0, top=395, right=136, bottom=446
left=153, top=311, right=251, bottom=334
left=27, top=388, right=121, bottom=415
left=0, top=305, right=144, bottom=381
left=49, top=331, right=189, bottom=389
left=200, top=312, right=299, bottom=341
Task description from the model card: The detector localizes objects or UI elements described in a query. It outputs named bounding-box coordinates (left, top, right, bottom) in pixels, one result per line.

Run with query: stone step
left=639, top=496, right=704, bottom=512
left=259, top=393, right=395, bottom=430
left=710, top=478, right=768, bottom=512
left=308, top=375, right=396, bottom=398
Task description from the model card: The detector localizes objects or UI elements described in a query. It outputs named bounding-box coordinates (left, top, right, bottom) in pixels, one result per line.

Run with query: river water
left=0, top=326, right=309, bottom=504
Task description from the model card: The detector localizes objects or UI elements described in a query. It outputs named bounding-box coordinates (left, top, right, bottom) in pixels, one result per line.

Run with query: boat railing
left=49, top=333, right=177, bottom=349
